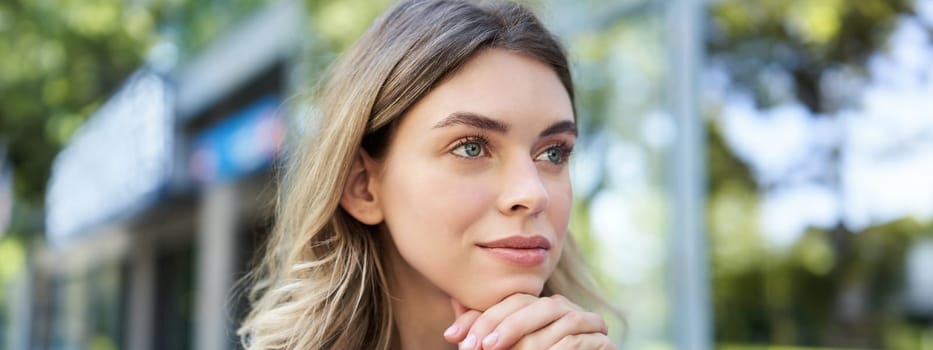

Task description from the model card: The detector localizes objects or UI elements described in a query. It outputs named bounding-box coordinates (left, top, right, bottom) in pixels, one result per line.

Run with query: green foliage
left=0, top=0, right=160, bottom=210
left=707, top=0, right=933, bottom=347
left=708, top=0, right=913, bottom=112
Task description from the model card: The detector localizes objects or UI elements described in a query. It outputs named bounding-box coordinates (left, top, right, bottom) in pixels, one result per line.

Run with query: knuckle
left=549, top=294, right=568, bottom=304
left=564, top=310, right=586, bottom=324
left=539, top=296, right=560, bottom=309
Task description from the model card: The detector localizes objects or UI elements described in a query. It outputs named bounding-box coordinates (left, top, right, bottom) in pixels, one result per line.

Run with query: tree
left=706, top=0, right=933, bottom=347
left=0, top=0, right=162, bottom=230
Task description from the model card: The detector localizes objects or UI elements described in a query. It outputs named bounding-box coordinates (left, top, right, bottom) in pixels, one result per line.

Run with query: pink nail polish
left=461, top=333, right=477, bottom=349
left=482, top=332, right=499, bottom=347
left=444, top=325, right=459, bottom=337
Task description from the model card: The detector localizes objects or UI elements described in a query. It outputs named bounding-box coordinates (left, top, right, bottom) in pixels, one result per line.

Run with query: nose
left=497, top=158, right=549, bottom=216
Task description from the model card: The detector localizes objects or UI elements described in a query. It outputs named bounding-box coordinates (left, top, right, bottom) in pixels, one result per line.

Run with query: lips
left=477, top=235, right=551, bottom=249
left=477, top=235, right=551, bottom=266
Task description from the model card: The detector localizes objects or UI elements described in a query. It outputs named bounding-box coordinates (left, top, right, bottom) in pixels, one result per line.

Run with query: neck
left=382, top=233, right=457, bottom=350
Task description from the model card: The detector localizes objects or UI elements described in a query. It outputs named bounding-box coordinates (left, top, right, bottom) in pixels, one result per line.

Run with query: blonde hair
left=238, top=1, right=613, bottom=349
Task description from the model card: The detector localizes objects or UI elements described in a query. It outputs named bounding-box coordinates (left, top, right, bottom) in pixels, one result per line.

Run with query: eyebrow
left=539, top=120, right=577, bottom=138
left=432, top=111, right=577, bottom=138
left=433, top=112, right=510, bottom=133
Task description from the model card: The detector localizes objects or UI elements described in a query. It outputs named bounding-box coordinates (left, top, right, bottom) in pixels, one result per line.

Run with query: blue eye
left=451, top=137, right=489, bottom=158
left=535, top=144, right=572, bottom=164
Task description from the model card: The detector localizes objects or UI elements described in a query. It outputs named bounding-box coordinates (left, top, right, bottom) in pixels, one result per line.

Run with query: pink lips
left=477, top=236, right=551, bottom=266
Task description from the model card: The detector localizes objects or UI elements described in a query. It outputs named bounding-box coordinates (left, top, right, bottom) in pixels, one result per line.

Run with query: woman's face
left=372, top=49, right=575, bottom=310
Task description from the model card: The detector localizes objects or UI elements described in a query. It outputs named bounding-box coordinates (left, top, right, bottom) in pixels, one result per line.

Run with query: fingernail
left=444, top=325, right=459, bottom=337
left=460, top=333, right=477, bottom=349
left=482, top=332, right=499, bottom=347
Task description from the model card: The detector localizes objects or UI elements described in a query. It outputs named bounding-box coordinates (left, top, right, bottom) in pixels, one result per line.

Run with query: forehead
left=402, top=49, right=574, bottom=130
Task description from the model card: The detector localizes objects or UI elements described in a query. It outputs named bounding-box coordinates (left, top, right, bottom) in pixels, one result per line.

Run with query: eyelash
left=541, top=142, right=574, bottom=165
left=451, top=135, right=492, bottom=159
left=450, top=135, right=575, bottom=164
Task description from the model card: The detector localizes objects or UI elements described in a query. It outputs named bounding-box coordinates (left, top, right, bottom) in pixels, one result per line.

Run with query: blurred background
left=1, top=0, right=932, bottom=349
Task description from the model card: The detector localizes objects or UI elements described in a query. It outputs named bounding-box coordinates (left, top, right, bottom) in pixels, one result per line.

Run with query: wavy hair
left=238, top=1, right=614, bottom=348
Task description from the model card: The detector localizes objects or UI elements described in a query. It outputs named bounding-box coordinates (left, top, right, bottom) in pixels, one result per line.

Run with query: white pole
left=668, top=0, right=712, bottom=348
left=195, top=183, right=238, bottom=350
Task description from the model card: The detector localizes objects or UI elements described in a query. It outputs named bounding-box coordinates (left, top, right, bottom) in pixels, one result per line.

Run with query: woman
left=238, top=0, right=617, bottom=349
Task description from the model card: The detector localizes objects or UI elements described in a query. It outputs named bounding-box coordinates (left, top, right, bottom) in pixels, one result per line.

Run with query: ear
left=339, top=149, right=385, bottom=225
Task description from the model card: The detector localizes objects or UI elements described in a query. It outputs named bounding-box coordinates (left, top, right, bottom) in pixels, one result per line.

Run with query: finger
left=511, top=311, right=608, bottom=349
left=444, top=309, right=481, bottom=344
left=451, top=298, right=469, bottom=317
left=482, top=295, right=578, bottom=350
left=460, top=293, right=538, bottom=349
left=444, top=298, right=482, bottom=344
left=548, top=332, right=616, bottom=350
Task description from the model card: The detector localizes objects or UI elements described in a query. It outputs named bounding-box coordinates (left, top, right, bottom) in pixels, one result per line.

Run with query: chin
left=462, top=276, right=548, bottom=311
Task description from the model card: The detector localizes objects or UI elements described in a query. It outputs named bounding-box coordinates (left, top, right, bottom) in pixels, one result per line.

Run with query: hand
left=443, top=294, right=614, bottom=350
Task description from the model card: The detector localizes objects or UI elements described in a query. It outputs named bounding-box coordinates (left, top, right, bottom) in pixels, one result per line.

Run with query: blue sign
left=189, top=96, right=284, bottom=184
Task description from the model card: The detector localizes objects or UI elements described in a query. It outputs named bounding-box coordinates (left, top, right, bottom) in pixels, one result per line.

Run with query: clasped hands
left=443, top=294, right=615, bottom=350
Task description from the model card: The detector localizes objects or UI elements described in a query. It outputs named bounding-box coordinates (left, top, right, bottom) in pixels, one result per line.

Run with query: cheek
left=378, top=159, right=495, bottom=287
left=382, top=162, right=491, bottom=235
left=547, top=177, right=573, bottom=241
